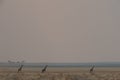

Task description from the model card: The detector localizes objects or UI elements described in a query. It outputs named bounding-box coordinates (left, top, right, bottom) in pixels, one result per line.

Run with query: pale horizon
left=0, top=0, right=120, bottom=63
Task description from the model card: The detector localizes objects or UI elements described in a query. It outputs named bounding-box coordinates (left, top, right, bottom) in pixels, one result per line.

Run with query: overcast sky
left=0, top=0, right=120, bottom=63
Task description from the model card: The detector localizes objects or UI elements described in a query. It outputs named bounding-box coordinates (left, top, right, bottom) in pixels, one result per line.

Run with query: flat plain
left=0, top=67, right=120, bottom=80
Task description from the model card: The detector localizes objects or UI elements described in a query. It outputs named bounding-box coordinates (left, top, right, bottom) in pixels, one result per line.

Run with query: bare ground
left=0, top=67, right=120, bottom=80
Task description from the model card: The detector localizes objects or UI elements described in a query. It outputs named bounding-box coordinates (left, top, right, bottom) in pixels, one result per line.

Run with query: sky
left=0, top=0, right=120, bottom=63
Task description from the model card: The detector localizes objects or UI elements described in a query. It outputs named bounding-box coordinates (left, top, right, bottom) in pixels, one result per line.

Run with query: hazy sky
left=0, top=0, right=120, bottom=63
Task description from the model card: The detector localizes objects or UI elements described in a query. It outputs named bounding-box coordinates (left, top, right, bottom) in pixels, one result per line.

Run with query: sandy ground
left=0, top=67, right=120, bottom=80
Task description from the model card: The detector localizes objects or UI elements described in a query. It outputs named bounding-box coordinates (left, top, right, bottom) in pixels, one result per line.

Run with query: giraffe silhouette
left=18, top=65, right=23, bottom=73
left=90, top=65, right=95, bottom=73
left=41, top=65, right=48, bottom=73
